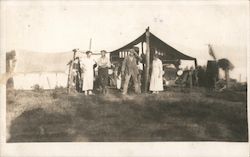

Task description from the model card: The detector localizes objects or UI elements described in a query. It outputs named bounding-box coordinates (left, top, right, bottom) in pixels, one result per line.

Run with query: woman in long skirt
left=80, top=51, right=96, bottom=95
left=150, top=54, right=163, bottom=93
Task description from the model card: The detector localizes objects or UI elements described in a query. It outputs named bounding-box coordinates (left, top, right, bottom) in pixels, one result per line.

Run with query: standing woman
left=80, top=51, right=96, bottom=95
left=150, top=54, right=163, bottom=93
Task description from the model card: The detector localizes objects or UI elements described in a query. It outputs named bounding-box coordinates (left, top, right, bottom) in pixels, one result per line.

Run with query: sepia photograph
left=0, top=0, right=249, bottom=156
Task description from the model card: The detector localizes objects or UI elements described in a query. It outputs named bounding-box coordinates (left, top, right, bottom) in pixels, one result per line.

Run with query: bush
left=55, top=85, right=65, bottom=90
left=51, top=91, right=59, bottom=99
left=230, top=82, right=247, bottom=92
left=51, top=86, right=67, bottom=99
left=6, top=89, right=16, bottom=105
left=31, top=84, right=44, bottom=92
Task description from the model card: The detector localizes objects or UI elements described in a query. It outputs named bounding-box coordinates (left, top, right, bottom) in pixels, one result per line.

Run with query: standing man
left=133, top=46, right=143, bottom=93
left=97, top=50, right=111, bottom=94
left=121, top=48, right=141, bottom=95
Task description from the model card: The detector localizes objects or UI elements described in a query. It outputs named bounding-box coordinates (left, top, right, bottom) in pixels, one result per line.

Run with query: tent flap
left=109, top=33, right=146, bottom=54
left=109, top=31, right=196, bottom=62
left=150, top=33, right=196, bottom=61
left=13, top=50, right=73, bottom=73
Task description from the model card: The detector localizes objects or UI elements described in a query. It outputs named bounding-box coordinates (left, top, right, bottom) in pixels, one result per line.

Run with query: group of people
left=78, top=50, right=110, bottom=95
left=76, top=47, right=164, bottom=96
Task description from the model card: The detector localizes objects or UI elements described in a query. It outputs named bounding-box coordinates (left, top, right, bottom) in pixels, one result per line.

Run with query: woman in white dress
left=80, top=51, right=96, bottom=95
left=150, top=54, right=163, bottom=93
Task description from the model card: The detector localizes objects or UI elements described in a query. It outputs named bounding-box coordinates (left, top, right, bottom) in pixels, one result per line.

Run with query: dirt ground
left=6, top=87, right=248, bottom=142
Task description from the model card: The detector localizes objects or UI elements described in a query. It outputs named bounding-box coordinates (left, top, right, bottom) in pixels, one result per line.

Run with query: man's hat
left=129, top=48, right=136, bottom=55
left=86, top=51, right=92, bottom=54
left=133, top=46, right=139, bottom=53
left=100, top=50, right=107, bottom=53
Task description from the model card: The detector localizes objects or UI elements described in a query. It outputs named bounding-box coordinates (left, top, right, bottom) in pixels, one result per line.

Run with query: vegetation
left=217, top=58, right=234, bottom=88
left=6, top=87, right=247, bottom=142
left=31, top=84, right=44, bottom=92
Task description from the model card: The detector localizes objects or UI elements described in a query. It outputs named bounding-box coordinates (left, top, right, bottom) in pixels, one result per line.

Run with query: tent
left=109, top=27, right=197, bottom=91
left=6, top=50, right=74, bottom=90
left=109, top=28, right=197, bottom=65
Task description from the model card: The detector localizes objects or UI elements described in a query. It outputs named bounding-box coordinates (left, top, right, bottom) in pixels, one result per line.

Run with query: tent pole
left=141, top=42, right=144, bottom=67
left=89, top=38, right=92, bottom=51
left=144, top=27, right=150, bottom=92
left=194, top=59, right=197, bottom=68
left=141, top=42, right=145, bottom=92
left=67, top=62, right=72, bottom=93
left=141, top=42, right=144, bottom=54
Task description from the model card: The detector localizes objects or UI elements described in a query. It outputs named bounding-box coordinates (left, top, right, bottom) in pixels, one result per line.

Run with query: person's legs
left=103, top=68, right=109, bottom=94
left=122, top=74, right=131, bottom=94
left=98, top=68, right=108, bottom=94
left=98, top=69, right=103, bottom=93
left=137, top=73, right=141, bottom=93
left=132, top=73, right=140, bottom=94
left=88, top=90, right=93, bottom=95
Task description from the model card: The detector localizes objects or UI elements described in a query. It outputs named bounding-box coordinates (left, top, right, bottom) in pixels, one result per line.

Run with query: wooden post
left=194, top=59, right=197, bottom=68
left=141, top=42, right=145, bottom=92
left=144, top=27, right=150, bottom=92
left=67, top=50, right=76, bottom=93
left=189, top=70, right=193, bottom=88
left=67, top=61, right=72, bottom=93
left=141, top=42, right=144, bottom=54
left=89, top=38, right=92, bottom=51
left=141, top=41, right=145, bottom=69
left=56, top=73, right=58, bottom=87
left=225, top=69, right=229, bottom=88
left=46, top=76, right=51, bottom=89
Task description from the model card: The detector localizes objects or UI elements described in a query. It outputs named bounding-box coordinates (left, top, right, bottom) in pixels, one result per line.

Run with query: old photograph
left=0, top=0, right=249, bottom=156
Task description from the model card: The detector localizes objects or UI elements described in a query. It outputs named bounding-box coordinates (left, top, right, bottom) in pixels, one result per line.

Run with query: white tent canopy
left=6, top=49, right=105, bottom=89
left=7, top=50, right=74, bottom=89
left=13, top=50, right=73, bottom=73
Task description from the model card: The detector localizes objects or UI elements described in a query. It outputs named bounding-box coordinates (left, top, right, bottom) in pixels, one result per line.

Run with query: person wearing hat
left=133, top=46, right=143, bottom=93
left=80, top=51, right=96, bottom=95
left=121, top=48, right=141, bottom=94
left=97, top=50, right=111, bottom=94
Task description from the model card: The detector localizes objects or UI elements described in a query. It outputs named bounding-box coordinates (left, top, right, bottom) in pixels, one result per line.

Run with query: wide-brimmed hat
left=133, top=46, right=139, bottom=53
left=86, top=51, right=92, bottom=54
left=129, top=48, right=136, bottom=54
left=100, top=50, right=107, bottom=54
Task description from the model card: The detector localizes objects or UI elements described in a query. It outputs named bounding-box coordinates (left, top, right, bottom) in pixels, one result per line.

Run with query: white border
left=0, top=1, right=249, bottom=157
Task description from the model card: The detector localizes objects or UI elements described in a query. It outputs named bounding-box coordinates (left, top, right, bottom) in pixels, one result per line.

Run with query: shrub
left=55, top=85, right=65, bottom=90
left=230, top=82, right=247, bottom=92
left=31, top=84, right=44, bottom=92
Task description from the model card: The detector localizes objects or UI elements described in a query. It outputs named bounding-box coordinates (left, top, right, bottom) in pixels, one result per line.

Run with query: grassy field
left=6, top=87, right=248, bottom=142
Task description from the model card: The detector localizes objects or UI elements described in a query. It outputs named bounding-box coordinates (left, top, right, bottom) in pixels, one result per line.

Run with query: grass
left=6, top=87, right=248, bottom=142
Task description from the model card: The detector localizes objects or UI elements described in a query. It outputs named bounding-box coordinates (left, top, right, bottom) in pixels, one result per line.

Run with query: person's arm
left=159, top=60, right=163, bottom=78
left=134, top=53, right=142, bottom=62
left=80, top=58, right=85, bottom=73
left=107, top=58, right=111, bottom=68
left=96, top=58, right=101, bottom=67
left=93, top=58, right=97, bottom=69
left=121, top=58, right=126, bottom=75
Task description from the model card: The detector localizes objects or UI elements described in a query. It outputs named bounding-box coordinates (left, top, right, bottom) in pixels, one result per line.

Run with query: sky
left=1, top=1, right=249, bottom=81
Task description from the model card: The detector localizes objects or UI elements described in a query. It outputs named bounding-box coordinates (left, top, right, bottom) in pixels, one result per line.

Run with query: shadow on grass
left=7, top=90, right=248, bottom=142
left=206, top=90, right=247, bottom=103
left=8, top=108, right=77, bottom=142
left=71, top=94, right=248, bottom=142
